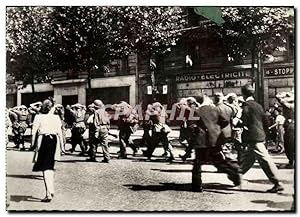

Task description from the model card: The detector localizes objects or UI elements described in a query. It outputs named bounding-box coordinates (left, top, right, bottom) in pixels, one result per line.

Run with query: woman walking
left=31, top=99, right=64, bottom=202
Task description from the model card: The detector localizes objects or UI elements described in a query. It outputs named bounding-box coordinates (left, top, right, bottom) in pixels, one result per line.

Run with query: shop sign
left=175, top=70, right=252, bottom=83
left=264, top=66, right=294, bottom=77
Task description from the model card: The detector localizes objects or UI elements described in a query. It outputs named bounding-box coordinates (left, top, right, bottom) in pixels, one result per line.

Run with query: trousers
left=284, top=123, right=295, bottom=165
left=192, top=147, right=241, bottom=190
left=89, top=131, right=110, bottom=161
left=145, top=131, right=174, bottom=158
left=119, top=127, right=137, bottom=157
left=239, top=142, right=280, bottom=184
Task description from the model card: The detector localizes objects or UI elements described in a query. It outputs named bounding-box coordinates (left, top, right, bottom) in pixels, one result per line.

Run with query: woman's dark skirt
left=33, top=134, right=57, bottom=172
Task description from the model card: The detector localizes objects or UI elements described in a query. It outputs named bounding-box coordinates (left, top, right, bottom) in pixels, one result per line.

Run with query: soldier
left=66, top=103, right=86, bottom=156
left=86, top=103, right=96, bottom=159
left=9, top=105, right=29, bottom=150
left=28, top=101, right=43, bottom=151
left=115, top=101, right=139, bottom=159
left=142, top=102, right=175, bottom=162
left=51, top=104, right=66, bottom=153
left=214, top=92, right=236, bottom=161
left=276, top=91, right=295, bottom=168
left=87, top=100, right=111, bottom=163
left=177, top=97, right=201, bottom=161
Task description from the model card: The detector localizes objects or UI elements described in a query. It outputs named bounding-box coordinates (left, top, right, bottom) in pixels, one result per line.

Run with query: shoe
left=118, top=155, right=127, bottom=159
left=20, top=147, right=26, bottom=151
left=166, top=156, right=175, bottom=163
left=285, top=162, right=294, bottom=169
left=192, top=185, right=203, bottom=192
left=101, top=159, right=110, bottom=163
left=28, top=147, right=35, bottom=151
left=179, top=154, right=187, bottom=162
left=78, top=152, right=85, bottom=156
left=133, top=149, right=138, bottom=157
left=86, top=158, right=97, bottom=162
left=266, top=184, right=284, bottom=193
left=161, top=152, right=168, bottom=157
left=142, top=150, right=149, bottom=158
left=228, top=173, right=242, bottom=186
left=41, top=196, right=52, bottom=203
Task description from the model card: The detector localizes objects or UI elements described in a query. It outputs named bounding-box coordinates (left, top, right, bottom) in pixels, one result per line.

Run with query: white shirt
left=276, top=114, right=285, bottom=125
left=32, top=114, right=62, bottom=135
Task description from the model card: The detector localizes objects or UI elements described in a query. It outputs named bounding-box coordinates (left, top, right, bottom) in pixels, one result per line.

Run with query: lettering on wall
left=175, top=70, right=252, bottom=83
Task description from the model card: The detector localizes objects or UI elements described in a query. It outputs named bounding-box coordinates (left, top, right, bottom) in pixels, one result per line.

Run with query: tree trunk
left=31, top=73, right=35, bottom=94
left=251, top=39, right=259, bottom=100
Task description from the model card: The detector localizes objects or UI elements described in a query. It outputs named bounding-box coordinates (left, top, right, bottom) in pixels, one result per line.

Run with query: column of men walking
left=6, top=84, right=295, bottom=198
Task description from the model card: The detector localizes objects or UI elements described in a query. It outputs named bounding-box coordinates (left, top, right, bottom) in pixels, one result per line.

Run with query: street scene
left=6, top=6, right=295, bottom=212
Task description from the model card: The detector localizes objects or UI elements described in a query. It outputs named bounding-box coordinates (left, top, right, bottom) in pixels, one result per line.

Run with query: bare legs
left=43, top=170, right=54, bottom=199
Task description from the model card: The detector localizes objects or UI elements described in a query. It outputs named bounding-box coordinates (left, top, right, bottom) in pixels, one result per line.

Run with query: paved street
left=6, top=140, right=294, bottom=212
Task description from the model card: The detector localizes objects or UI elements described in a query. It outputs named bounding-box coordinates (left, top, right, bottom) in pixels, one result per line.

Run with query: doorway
left=62, top=95, right=78, bottom=107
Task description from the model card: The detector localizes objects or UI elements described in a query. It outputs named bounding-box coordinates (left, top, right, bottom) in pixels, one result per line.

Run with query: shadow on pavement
left=6, top=174, right=43, bottom=180
left=124, top=182, right=235, bottom=194
left=252, top=163, right=293, bottom=170
left=125, top=182, right=272, bottom=194
left=251, top=199, right=294, bottom=211
left=151, top=168, right=218, bottom=174
left=9, top=195, right=41, bottom=203
left=151, top=168, right=191, bottom=173
left=246, top=179, right=293, bottom=185
left=131, top=158, right=194, bottom=165
left=57, top=159, right=91, bottom=163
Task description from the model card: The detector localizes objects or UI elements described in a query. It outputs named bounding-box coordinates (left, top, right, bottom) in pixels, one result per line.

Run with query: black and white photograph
left=4, top=5, right=295, bottom=212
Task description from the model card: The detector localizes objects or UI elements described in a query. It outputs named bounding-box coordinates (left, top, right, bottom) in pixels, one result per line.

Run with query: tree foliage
left=220, top=7, right=294, bottom=62
left=6, top=6, right=187, bottom=87
left=6, top=7, right=53, bottom=90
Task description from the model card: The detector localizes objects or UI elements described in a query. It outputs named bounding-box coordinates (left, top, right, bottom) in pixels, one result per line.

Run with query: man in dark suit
left=191, top=94, right=241, bottom=192
left=239, top=84, right=284, bottom=193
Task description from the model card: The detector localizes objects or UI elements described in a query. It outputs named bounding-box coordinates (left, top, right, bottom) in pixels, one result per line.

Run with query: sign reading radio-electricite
left=264, top=66, right=294, bottom=77
left=175, top=70, right=252, bottom=83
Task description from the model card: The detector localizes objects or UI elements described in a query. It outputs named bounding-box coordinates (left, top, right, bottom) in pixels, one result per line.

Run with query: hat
left=55, top=104, right=63, bottom=109
left=88, top=103, right=95, bottom=108
left=71, top=103, right=85, bottom=109
left=18, top=105, right=27, bottom=110
left=214, top=92, right=224, bottom=98
left=241, top=84, right=255, bottom=96
left=237, top=96, right=245, bottom=102
left=225, top=93, right=238, bottom=102
left=93, top=100, right=104, bottom=109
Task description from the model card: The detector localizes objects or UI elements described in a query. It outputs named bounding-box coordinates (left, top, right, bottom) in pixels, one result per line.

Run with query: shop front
left=263, top=63, right=294, bottom=109
left=175, top=67, right=254, bottom=100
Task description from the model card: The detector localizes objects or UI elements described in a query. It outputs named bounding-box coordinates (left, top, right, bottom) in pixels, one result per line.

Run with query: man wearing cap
left=238, top=84, right=284, bottom=193
left=66, top=103, right=86, bottom=155
left=87, top=99, right=111, bottom=163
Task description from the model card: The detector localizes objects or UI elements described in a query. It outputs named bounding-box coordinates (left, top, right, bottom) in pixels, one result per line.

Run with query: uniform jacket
left=215, top=102, right=234, bottom=139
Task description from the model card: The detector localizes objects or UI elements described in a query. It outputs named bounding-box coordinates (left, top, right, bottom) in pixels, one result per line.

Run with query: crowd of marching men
left=6, top=84, right=294, bottom=193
